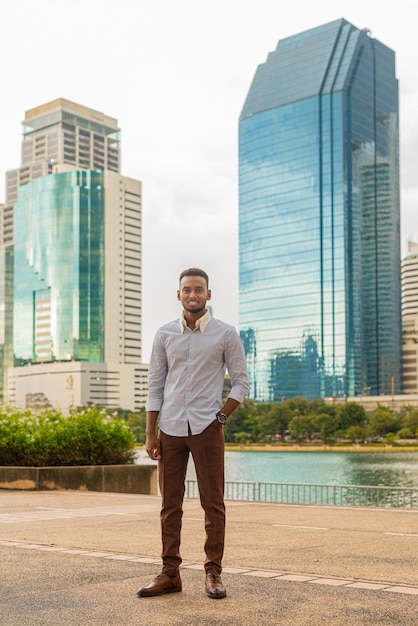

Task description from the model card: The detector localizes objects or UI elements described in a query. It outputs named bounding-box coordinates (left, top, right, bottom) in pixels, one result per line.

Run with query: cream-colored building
left=8, top=362, right=148, bottom=414
left=2, top=98, right=121, bottom=246
left=401, top=240, right=418, bottom=393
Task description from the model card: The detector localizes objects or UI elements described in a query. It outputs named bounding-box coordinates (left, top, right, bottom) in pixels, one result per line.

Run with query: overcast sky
left=1, top=0, right=417, bottom=361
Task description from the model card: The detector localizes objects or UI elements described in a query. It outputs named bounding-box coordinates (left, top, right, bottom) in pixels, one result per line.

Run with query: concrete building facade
left=8, top=362, right=148, bottom=414
left=401, top=240, right=418, bottom=393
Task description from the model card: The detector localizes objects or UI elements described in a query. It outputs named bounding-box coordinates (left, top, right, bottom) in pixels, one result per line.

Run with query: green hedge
left=0, top=406, right=136, bottom=467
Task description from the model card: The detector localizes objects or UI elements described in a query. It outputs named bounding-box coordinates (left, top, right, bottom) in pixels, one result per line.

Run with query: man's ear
left=207, top=289, right=212, bottom=301
left=177, top=290, right=181, bottom=301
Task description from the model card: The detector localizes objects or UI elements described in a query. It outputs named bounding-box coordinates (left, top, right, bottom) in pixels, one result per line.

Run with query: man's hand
left=145, top=411, right=161, bottom=461
left=145, top=433, right=161, bottom=461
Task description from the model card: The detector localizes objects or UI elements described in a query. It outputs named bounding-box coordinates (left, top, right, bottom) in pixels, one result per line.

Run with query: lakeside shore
left=224, top=444, right=418, bottom=453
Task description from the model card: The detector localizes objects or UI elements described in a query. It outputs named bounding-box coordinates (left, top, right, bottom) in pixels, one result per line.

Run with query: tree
left=312, top=412, right=340, bottom=442
left=249, top=402, right=293, bottom=442
left=284, top=396, right=311, bottom=415
left=288, top=413, right=314, bottom=441
left=125, top=410, right=147, bottom=443
left=400, top=407, right=418, bottom=438
left=346, top=425, right=367, bottom=443
left=339, top=402, right=366, bottom=431
left=224, top=399, right=255, bottom=443
left=367, top=404, right=399, bottom=438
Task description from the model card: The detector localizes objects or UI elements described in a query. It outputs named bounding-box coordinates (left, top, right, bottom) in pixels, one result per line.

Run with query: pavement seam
left=1, top=538, right=417, bottom=596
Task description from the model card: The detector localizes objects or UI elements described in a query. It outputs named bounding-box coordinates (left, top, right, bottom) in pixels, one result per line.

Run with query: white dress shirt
left=146, top=310, right=249, bottom=436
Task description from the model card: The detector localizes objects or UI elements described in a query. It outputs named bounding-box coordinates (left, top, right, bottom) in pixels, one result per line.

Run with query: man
left=137, top=268, right=249, bottom=600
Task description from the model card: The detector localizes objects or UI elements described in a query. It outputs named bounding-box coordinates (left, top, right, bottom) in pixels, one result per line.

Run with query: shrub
left=125, top=410, right=147, bottom=444
left=0, top=406, right=136, bottom=466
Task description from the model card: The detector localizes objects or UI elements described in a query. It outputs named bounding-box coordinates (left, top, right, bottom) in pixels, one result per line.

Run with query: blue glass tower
left=239, top=19, right=401, bottom=401
left=13, top=170, right=105, bottom=365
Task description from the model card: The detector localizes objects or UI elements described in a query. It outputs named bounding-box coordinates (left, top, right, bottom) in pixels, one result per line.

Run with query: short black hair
left=179, top=268, right=209, bottom=287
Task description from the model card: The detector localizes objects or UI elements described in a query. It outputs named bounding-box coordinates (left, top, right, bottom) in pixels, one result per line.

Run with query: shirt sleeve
left=224, top=327, right=249, bottom=404
left=146, top=330, right=168, bottom=412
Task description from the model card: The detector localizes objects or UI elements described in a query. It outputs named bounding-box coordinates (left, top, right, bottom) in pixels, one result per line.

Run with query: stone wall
left=0, top=464, right=158, bottom=495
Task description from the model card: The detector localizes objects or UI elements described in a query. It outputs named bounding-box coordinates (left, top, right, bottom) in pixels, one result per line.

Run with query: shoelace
left=208, top=573, right=221, bottom=582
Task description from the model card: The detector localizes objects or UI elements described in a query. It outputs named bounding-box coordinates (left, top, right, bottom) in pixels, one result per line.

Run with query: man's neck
left=183, top=309, right=206, bottom=330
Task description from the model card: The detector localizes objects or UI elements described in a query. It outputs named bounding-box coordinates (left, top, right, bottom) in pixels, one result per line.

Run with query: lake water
left=135, top=449, right=418, bottom=488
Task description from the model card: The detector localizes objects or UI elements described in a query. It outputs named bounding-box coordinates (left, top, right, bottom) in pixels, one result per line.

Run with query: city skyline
left=1, top=1, right=417, bottom=362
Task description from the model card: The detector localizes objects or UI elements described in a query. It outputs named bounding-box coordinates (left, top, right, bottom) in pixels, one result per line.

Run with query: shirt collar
left=180, top=309, right=211, bottom=333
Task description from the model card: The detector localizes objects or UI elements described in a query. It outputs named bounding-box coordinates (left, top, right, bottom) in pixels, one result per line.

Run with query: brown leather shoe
left=205, top=572, right=226, bottom=599
left=137, top=572, right=182, bottom=597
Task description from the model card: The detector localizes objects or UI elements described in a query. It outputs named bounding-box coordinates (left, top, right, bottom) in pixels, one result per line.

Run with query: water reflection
left=135, top=449, right=418, bottom=488
left=342, top=453, right=418, bottom=488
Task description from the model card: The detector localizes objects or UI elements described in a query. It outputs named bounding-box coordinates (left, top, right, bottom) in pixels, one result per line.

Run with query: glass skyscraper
left=13, top=170, right=105, bottom=365
left=239, top=19, right=401, bottom=402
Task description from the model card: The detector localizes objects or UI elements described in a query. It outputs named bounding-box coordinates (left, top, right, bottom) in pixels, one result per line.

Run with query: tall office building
left=239, top=19, right=401, bottom=402
left=401, top=240, right=418, bottom=317
left=401, top=240, right=418, bottom=393
left=0, top=99, right=147, bottom=411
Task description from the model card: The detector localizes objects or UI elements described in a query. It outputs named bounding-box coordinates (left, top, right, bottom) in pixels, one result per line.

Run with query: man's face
left=177, top=275, right=211, bottom=315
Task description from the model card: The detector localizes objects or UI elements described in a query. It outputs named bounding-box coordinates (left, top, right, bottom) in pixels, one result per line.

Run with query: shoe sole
left=206, top=591, right=227, bottom=599
left=137, top=587, right=182, bottom=597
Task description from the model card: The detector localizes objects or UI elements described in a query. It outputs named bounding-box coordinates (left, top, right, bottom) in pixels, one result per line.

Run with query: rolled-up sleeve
left=146, top=331, right=168, bottom=412
left=225, top=328, right=249, bottom=403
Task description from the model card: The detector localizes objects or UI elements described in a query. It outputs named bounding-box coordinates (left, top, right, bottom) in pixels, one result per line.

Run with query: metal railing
left=184, top=480, right=418, bottom=509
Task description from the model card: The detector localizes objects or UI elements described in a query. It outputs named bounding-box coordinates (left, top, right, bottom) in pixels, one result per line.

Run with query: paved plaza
left=0, top=490, right=417, bottom=625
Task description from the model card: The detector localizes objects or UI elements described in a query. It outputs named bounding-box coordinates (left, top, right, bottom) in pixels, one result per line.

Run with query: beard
left=184, top=303, right=206, bottom=315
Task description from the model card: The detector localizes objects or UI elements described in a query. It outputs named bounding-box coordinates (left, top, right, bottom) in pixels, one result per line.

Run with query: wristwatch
left=216, top=411, right=228, bottom=425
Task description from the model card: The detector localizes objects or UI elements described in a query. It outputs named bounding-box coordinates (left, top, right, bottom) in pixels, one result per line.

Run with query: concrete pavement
left=0, top=490, right=417, bottom=625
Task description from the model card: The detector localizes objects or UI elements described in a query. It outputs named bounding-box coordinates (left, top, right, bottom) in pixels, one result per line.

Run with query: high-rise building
left=2, top=99, right=121, bottom=245
left=401, top=240, right=418, bottom=393
left=239, top=19, right=401, bottom=402
left=0, top=98, right=147, bottom=411
left=401, top=240, right=418, bottom=316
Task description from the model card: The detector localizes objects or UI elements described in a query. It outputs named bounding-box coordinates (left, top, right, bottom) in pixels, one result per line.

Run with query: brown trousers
left=158, top=418, right=225, bottom=576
